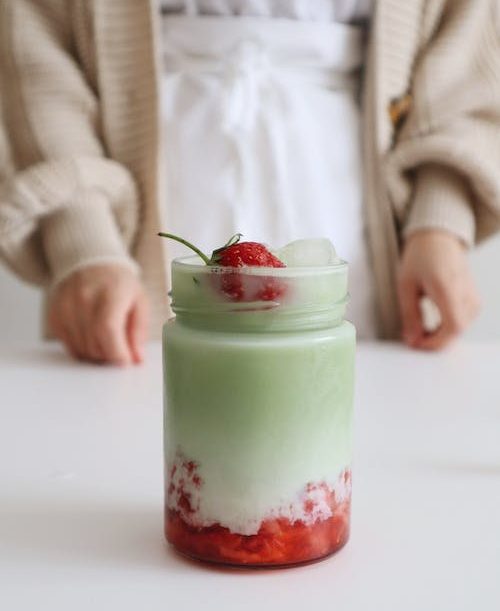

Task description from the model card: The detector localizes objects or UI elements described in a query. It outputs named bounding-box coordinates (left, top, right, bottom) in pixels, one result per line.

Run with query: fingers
left=94, top=293, right=134, bottom=366
left=47, top=265, right=147, bottom=366
left=56, top=325, right=81, bottom=361
left=50, top=289, right=103, bottom=362
left=75, top=288, right=104, bottom=362
left=126, top=293, right=149, bottom=364
left=399, top=231, right=481, bottom=352
left=412, top=276, right=479, bottom=351
left=48, top=296, right=83, bottom=360
left=398, top=273, right=424, bottom=347
left=413, top=327, right=455, bottom=351
left=421, top=280, right=462, bottom=349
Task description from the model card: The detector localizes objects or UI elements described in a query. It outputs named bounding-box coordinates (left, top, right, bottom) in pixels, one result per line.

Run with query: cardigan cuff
left=41, top=190, right=139, bottom=287
left=403, top=165, right=476, bottom=247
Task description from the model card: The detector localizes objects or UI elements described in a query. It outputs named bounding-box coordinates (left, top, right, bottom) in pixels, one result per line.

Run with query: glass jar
left=163, top=256, right=355, bottom=567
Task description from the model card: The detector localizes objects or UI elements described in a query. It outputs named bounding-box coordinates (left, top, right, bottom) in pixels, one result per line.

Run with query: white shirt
left=160, top=0, right=373, bottom=24
left=160, top=14, right=377, bottom=336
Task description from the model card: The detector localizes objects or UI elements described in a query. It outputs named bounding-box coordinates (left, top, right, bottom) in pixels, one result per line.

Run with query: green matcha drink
left=162, top=237, right=355, bottom=567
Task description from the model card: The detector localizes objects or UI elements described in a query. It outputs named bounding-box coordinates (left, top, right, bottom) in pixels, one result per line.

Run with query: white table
left=1, top=341, right=499, bottom=611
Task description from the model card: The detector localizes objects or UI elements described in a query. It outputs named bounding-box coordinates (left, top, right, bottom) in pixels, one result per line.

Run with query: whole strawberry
left=211, top=238, right=285, bottom=269
left=158, top=232, right=286, bottom=302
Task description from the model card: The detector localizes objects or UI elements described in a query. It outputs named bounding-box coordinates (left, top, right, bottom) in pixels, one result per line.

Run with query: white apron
left=160, top=16, right=376, bottom=338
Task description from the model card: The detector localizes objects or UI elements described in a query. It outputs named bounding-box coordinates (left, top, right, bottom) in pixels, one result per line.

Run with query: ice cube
left=276, top=238, right=340, bottom=267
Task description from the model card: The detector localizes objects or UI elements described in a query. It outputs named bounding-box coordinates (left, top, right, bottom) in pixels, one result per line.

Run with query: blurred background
left=1, top=237, right=500, bottom=342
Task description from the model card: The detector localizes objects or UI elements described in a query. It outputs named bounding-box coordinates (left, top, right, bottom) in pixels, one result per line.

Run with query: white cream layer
left=167, top=448, right=351, bottom=535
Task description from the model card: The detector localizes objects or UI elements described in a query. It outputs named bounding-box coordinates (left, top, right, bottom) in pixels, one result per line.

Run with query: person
left=0, top=0, right=498, bottom=365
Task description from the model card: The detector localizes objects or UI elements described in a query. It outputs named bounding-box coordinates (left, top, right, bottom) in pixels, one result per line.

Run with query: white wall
left=1, top=236, right=500, bottom=342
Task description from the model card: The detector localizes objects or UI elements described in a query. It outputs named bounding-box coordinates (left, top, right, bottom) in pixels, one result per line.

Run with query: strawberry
left=165, top=472, right=352, bottom=566
left=158, top=232, right=286, bottom=302
left=210, top=237, right=285, bottom=268
left=166, top=504, right=351, bottom=566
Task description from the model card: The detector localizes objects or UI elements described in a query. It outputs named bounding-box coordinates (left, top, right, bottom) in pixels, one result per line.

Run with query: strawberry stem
left=223, top=233, right=243, bottom=248
left=157, top=232, right=211, bottom=265
left=210, top=233, right=242, bottom=261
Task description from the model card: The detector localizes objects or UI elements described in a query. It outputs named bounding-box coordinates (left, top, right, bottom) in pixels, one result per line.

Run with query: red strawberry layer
left=166, top=500, right=350, bottom=567
left=166, top=458, right=351, bottom=567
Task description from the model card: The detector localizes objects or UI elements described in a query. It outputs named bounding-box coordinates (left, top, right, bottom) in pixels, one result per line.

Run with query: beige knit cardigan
left=1, top=0, right=500, bottom=338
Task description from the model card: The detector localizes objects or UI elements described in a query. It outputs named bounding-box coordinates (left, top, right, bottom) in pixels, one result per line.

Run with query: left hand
left=397, top=230, right=481, bottom=350
left=48, top=264, right=149, bottom=365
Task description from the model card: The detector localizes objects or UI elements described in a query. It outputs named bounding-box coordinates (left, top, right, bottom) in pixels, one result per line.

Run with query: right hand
left=398, top=230, right=480, bottom=350
left=48, top=264, right=149, bottom=365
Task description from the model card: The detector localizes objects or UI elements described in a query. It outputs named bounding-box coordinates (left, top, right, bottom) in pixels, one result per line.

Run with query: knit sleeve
left=385, top=0, right=500, bottom=247
left=0, top=0, right=139, bottom=287
left=403, top=165, right=476, bottom=247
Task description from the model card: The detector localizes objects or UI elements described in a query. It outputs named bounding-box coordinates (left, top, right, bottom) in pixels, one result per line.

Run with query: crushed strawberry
left=166, top=501, right=350, bottom=567
left=186, top=461, right=197, bottom=475
left=165, top=461, right=352, bottom=567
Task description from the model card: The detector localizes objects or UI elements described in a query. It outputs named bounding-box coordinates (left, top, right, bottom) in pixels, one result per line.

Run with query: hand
left=398, top=230, right=480, bottom=350
left=48, top=264, right=149, bottom=365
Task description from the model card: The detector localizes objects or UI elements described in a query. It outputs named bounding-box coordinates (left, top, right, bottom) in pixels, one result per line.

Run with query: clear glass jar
left=163, top=256, right=355, bottom=567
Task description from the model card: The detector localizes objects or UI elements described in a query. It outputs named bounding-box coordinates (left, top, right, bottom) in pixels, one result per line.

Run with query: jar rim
left=170, top=254, right=349, bottom=331
left=172, top=255, right=348, bottom=277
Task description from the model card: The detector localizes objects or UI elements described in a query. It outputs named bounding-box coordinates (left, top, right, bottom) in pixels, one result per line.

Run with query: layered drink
left=162, top=238, right=355, bottom=567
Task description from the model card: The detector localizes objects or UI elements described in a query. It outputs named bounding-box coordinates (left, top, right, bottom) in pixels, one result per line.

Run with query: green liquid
left=164, top=320, right=355, bottom=533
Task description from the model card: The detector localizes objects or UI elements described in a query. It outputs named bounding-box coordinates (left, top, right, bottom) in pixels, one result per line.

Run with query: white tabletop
left=1, top=341, right=499, bottom=611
